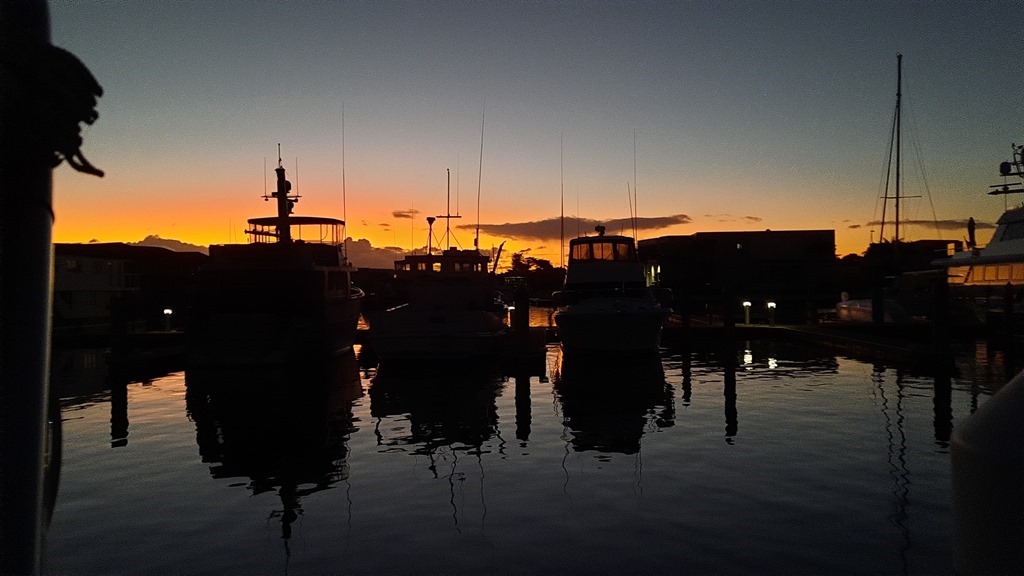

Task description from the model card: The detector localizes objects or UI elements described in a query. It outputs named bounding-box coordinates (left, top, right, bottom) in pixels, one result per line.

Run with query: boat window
left=1014, top=264, right=1024, bottom=281
left=593, top=242, right=616, bottom=260
left=571, top=243, right=590, bottom=260
left=615, top=242, right=633, bottom=261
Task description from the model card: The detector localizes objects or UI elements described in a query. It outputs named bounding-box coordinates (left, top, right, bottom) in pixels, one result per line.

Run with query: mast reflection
left=184, top=352, right=362, bottom=547
left=552, top=350, right=674, bottom=454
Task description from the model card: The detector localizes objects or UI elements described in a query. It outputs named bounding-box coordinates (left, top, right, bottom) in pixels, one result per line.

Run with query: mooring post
left=513, top=285, right=529, bottom=347
left=1003, top=282, right=1014, bottom=343
left=0, top=2, right=56, bottom=572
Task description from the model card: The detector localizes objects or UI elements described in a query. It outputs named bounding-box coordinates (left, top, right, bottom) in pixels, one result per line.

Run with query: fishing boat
left=187, top=153, right=364, bottom=366
left=364, top=238, right=508, bottom=362
left=552, top=226, right=670, bottom=353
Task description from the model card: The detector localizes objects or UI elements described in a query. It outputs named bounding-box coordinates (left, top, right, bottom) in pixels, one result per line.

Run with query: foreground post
left=0, top=2, right=55, bottom=572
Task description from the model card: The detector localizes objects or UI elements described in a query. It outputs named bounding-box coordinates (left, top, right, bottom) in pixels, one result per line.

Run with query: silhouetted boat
left=187, top=154, right=364, bottom=366
left=935, top=143, right=1024, bottom=287
left=552, top=226, right=670, bottom=352
left=365, top=244, right=508, bottom=361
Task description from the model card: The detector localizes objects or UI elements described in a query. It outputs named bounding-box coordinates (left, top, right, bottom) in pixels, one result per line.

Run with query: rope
left=3, top=43, right=105, bottom=177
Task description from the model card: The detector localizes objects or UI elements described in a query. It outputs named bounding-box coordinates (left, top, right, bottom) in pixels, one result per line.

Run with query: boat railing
left=245, top=218, right=345, bottom=246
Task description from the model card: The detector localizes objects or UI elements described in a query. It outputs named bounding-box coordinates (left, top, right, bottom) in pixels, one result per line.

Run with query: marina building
left=639, top=230, right=836, bottom=324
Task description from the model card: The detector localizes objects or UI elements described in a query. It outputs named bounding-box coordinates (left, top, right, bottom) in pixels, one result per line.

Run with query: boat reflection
left=368, top=366, right=503, bottom=460
left=552, top=350, right=674, bottom=454
left=184, top=351, right=362, bottom=544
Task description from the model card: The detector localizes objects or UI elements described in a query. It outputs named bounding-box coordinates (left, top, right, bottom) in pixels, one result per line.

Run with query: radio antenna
left=475, top=103, right=485, bottom=249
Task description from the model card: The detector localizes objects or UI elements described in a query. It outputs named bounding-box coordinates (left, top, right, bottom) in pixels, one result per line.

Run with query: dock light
left=766, top=301, right=776, bottom=326
left=742, top=301, right=752, bottom=324
left=163, top=308, right=173, bottom=331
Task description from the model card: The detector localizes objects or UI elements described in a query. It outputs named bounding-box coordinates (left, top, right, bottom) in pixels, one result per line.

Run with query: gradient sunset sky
left=50, top=1, right=1024, bottom=266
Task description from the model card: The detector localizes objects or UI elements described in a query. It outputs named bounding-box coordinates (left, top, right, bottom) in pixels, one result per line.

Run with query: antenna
left=576, top=187, right=580, bottom=237
left=560, top=133, right=564, bottom=269
left=627, top=181, right=635, bottom=237
left=475, top=103, right=485, bottom=249
left=341, top=103, right=348, bottom=250
left=633, top=130, right=638, bottom=240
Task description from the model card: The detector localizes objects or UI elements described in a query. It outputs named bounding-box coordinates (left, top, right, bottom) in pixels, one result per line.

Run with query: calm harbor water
left=43, top=334, right=1013, bottom=575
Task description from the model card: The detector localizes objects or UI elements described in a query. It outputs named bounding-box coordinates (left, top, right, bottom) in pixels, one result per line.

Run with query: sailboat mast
left=895, top=53, right=902, bottom=251
left=446, top=168, right=451, bottom=250
left=341, top=103, right=348, bottom=251
left=475, top=105, right=485, bottom=250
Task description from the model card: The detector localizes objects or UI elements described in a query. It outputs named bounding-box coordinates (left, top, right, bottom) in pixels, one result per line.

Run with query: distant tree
left=509, top=252, right=554, bottom=273
left=510, top=252, right=529, bottom=274
left=524, top=257, right=553, bottom=272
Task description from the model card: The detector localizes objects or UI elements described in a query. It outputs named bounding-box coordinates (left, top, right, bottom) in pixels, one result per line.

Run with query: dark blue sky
left=50, top=1, right=1024, bottom=258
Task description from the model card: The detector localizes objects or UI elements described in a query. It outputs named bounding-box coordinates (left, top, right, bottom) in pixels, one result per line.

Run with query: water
left=42, top=337, right=1012, bottom=575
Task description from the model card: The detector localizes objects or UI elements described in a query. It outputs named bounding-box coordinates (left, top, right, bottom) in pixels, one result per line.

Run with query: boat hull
left=188, top=295, right=362, bottom=367
left=554, top=299, right=669, bottom=353
left=366, top=306, right=507, bottom=362
left=187, top=245, right=364, bottom=367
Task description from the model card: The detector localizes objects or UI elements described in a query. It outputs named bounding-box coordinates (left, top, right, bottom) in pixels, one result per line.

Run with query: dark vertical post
left=931, top=272, right=950, bottom=354
left=1003, top=282, right=1014, bottom=344
left=723, top=351, right=737, bottom=441
left=0, top=1, right=55, bottom=572
left=514, top=374, right=531, bottom=442
left=513, top=284, right=529, bottom=350
left=933, top=366, right=952, bottom=445
left=110, top=379, right=129, bottom=448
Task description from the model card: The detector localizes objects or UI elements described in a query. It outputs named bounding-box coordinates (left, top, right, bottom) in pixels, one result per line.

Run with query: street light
left=742, top=301, right=752, bottom=324
left=766, top=301, right=776, bottom=326
left=163, top=308, right=173, bottom=331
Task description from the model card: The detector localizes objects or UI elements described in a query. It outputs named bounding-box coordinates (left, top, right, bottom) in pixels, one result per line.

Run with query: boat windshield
left=571, top=241, right=636, bottom=262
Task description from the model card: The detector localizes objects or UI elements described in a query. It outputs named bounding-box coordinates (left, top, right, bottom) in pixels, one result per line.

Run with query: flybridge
left=246, top=216, right=346, bottom=245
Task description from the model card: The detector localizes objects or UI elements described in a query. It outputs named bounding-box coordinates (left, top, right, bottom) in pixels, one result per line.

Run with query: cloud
left=344, top=237, right=406, bottom=269
left=131, top=235, right=208, bottom=254
left=124, top=233, right=415, bottom=268
left=705, top=213, right=764, bottom=224
left=460, top=214, right=691, bottom=241
left=392, top=209, right=421, bottom=219
left=862, top=219, right=994, bottom=231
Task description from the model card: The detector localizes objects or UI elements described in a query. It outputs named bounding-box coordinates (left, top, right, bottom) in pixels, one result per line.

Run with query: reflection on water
left=553, top=350, right=673, bottom=454
left=368, top=366, right=503, bottom=463
left=45, top=338, right=1016, bottom=575
left=184, top=352, right=361, bottom=549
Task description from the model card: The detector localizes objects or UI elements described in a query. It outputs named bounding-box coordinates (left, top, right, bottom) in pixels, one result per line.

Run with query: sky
left=48, top=0, right=1024, bottom=267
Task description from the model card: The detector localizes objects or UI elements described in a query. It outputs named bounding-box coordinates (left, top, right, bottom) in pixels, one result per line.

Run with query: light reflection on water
left=43, top=338, right=1010, bottom=575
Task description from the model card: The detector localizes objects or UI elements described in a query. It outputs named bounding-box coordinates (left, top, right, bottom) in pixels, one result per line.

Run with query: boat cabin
left=395, top=248, right=490, bottom=275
